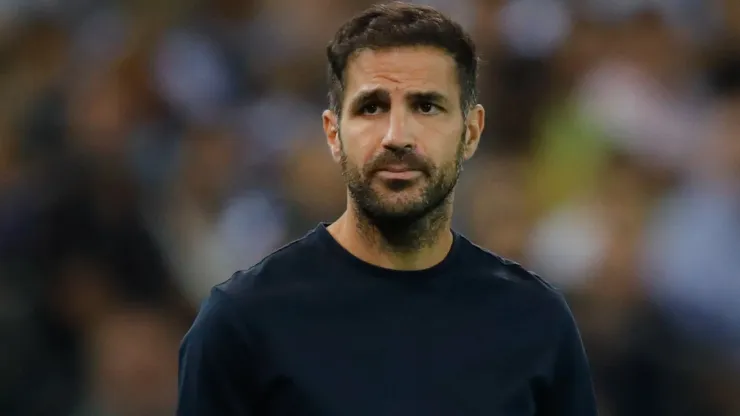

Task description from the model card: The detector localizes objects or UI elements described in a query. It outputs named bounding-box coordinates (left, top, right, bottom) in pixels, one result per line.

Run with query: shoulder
left=183, top=229, right=324, bottom=342
left=211, top=227, right=325, bottom=303
left=456, top=234, right=570, bottom=313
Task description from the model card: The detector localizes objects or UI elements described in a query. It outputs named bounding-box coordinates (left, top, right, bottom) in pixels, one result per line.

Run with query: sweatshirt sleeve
left=537, top=294, right=598, bottom=416
left=177, top=287, right=257, bottom=416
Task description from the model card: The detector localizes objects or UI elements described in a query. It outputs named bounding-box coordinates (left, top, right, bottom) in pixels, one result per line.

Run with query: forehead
left=343, top=46, right=459, bottom=99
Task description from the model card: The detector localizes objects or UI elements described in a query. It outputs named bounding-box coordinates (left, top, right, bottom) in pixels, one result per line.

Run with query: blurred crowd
left=1, top=0, right=739, bottom=415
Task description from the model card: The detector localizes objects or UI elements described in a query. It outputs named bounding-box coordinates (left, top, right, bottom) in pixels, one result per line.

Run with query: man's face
left=323, top=46, right=483, bottom=222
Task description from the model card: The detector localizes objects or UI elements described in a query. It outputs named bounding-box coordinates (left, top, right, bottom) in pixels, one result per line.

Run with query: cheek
left=340, top=123, right=382, bottom=165
left=424, top=128, right=466, bottom=165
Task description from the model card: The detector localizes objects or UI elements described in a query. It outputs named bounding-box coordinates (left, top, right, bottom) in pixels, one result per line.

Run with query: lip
left=378, top=164, right=416, bottom=173
left=375, top=169, right=422, bottom=180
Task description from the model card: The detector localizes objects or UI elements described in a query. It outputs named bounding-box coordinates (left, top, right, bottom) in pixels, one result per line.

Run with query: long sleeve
left=538, top=296, right=598, bottom=416
left=177, top=287, right=256, bottom=416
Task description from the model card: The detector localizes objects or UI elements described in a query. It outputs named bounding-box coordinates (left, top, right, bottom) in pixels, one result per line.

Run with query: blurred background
left=1, top=0, right=739, bottom=414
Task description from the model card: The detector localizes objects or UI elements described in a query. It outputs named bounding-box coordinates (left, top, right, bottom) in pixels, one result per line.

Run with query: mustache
left=366, top=150, right=431, bottom=174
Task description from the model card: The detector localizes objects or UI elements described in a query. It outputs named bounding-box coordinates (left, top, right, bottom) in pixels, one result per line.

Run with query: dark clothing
left=177, top=224, right=597, bottom=415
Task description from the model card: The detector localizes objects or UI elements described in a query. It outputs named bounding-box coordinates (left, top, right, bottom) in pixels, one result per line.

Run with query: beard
left=339, top=133, right=465, bottom=251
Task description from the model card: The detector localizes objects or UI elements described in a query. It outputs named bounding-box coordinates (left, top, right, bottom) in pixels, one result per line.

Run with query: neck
left=327, top=203, right=454, bottom=271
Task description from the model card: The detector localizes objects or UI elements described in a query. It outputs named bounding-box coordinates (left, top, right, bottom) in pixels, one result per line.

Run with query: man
left=177, top=3, right=597, bottom=415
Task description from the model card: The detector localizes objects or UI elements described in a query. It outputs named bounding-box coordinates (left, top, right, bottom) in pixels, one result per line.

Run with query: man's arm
left=177, top=288, right=256, bottom=416
left=538, top=295, right=598, bottom=416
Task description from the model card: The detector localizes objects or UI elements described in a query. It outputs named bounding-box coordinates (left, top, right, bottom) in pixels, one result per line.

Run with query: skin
left=322, top=46, right=485, bottom=271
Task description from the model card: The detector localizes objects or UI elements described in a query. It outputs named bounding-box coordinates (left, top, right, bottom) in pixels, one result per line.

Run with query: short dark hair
left=326, top=2, right=479, bottom=116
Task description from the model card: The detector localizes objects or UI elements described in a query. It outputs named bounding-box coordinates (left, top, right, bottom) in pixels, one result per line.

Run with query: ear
left=462, top=104, right=485, bottom=161
left=323, top=109, right=342, bottom=163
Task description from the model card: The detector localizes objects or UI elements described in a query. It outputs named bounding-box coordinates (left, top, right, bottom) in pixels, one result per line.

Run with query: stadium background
left=1, top=0, right=739, bottom=414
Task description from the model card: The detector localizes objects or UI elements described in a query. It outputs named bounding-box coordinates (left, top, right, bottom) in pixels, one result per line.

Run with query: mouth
left=374, top=166, right=423, bottom=180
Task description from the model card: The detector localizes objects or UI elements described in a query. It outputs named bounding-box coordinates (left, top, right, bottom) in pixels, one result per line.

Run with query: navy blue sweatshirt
left=177, top=224, right=597, bottom=415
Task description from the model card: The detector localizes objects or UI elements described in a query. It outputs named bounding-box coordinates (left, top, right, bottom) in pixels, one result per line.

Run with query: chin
left=374, top=188, right=424, bottom=206
left=365, top=208, right=425, bottom=224
left=364, top=196, right=430, bottom=220
left=350, top=180, right=437, bottom=221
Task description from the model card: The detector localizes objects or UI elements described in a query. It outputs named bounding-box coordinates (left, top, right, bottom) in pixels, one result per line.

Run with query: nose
left=380, top=106, right=414, bottom=153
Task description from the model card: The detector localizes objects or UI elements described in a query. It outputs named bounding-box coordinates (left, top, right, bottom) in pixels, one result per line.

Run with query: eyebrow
left=349, top=88, right=391, bottom=110
left=406, top=91, right=449, bottom=107
left=348, top=88, right=450, bottom=110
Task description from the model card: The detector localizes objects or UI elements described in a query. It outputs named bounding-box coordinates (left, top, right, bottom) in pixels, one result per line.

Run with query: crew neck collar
left=313, top=222, right=462, bottom=279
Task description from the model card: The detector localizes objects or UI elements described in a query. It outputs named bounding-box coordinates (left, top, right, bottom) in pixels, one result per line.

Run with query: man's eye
left=361, top=104, right=382, bottom=115
left=417, top=102, right=440, bottom=114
